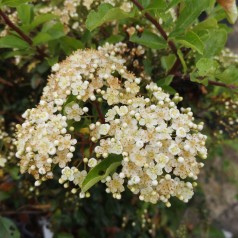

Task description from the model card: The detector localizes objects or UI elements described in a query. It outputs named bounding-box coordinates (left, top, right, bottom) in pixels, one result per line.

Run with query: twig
left=0, top=77, right=14, bottom=87
left=208, top=80, right=238, bottom=90
left=130, top=0, right=179, bottom=57
left=93, top=101, right=105, bottom=124
left=174, top=72, right=238, bottom=91
left=0, top=9, right=47, bottom=59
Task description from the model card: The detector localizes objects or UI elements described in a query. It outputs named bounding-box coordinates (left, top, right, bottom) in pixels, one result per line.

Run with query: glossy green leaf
left=0, top=216, right=20, bottom=238
left=161, top=54, right=176, bottom=72
left=166, top=0, right=180, bottom=10
left=82, top=154, right=122, bottom=193
left=192, top=18, right=218, bottom=33
left=175, top=31, right=204, bottom=54
left=161, top=85, right=177, bottom=94
left=33, top=32, right=54, bottom=45
left=41, top=22, right=65, bottom=38
left=24, top=14, right=57, bottom=32
left=157, top=75, right=174, bottom=86
left=216, top=66, right=238, bottom=85
left=0, top=0, right=31, bottom=7
left=60, top=36, right=83, bottom=55
left=177, top=49, right=187, bottom=73
left=0, top=35, right=29, bottom=49
left=17, top=4, right=34, bottom=25
left=202, top=29, right=227, bottom=57
left=174, top=0, right=207, bottom=31
left=8, top=167, right=20, bottom=180
left=196, top=58, right=219, bottom=76
left=130, top=30, right=167, bottom=50
left=33, top=22, right=65, bottom=45
left=104, top=35, right=125, bottom=44
left=145, top=0, right=167, bottom=11
left=86, top=3, right=133, bottom=31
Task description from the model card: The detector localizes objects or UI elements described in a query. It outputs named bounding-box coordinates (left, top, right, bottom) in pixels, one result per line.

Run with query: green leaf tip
left=81, top=154, right=123, bottom=193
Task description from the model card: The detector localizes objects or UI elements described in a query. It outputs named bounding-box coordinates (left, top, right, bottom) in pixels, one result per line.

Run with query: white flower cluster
left=15, top=43, right=207, bottom=205
left=0, top=118, right=14, bottom=167
left=214, top=48, right=238, bottom=68
left=81, top=0, right=132, bottom=12
left=38, top=0, right=132, bottom=32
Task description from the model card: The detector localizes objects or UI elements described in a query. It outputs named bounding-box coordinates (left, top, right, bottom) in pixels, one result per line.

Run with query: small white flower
left=116, top=106, right=128, bottom=116
left=99, top=124, right=110, bottom=135
left=168, top=143, right=181, bottom=155
left=88, top=158, right=97, bottom=168
left=169, top=108, right=180, bottom=119
left=176, top=127, right=187, bottom=138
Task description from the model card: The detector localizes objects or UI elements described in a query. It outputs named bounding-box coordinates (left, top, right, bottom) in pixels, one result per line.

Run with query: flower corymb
left=15, top=44, right=207, bottom=206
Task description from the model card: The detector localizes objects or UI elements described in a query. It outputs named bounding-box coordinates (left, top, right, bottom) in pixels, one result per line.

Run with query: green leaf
left=174, top=0, right=207, bottom=32
left=166, top=0, right=180, bottom=10
left=41, top=22, right=65, bottom=38
left=143, top=58, right=153, bottom=74
left=0, top=35, right=29, bottom=49
left=24, top=14, right=57, bottom=32
left=82, top=154, right=123, bottom=193
left=0, top=0, right=31, bottom=7
left=161, top=85, right=177, bottom=94
left=175, top=31, right=204, bottom=54
left=1, top=49, right=33, bottom=58
left=33, top=22, right=65, bottom=45
left=157, top=75, right=174, bottom=86
left=130, top=30, right=167, bottom=50
left=17, top=4, right=34, bottom=25
left=60, top=36, right=83, bottom=55
left=103, top=35, right=125, bottom=44
left=161, top=54, right=176, bottom=72
left=8, top=167, right=20, bottom=180
left=33, top=32, right=54, bottom=45
left=47, top=57, right=59, bottom=66
left=190, top=72, right=209, bottom=86
left=86, top=3, right=133, bottom=31
left=215, top=66, right=238, bottom=85
left=192, top=18, right=218, bottom=33
left=177, top=49, right=187, bottom=73
left=0, top=216, right=20, bottom=238
left=145, top=0, right=167, bottom=11
left=196, top=58, right=219, bottom=76
left=202, top=29, right=227, bottom=57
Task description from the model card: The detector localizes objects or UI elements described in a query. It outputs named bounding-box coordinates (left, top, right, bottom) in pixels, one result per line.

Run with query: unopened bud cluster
left=15, top=43, right=207, bottom=205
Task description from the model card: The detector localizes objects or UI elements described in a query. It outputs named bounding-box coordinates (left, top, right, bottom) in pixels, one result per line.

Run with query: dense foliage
left=0, top=0, right=238, bottom=237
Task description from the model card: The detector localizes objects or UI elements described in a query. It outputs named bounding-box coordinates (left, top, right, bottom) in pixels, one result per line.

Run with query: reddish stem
left=174, top=72, right=238, bottom=91
left=93, top=101, right=105, bottom=124
left=130, top=0, right=179, bottom=57
left=0, top=9, right=47, bottom=59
